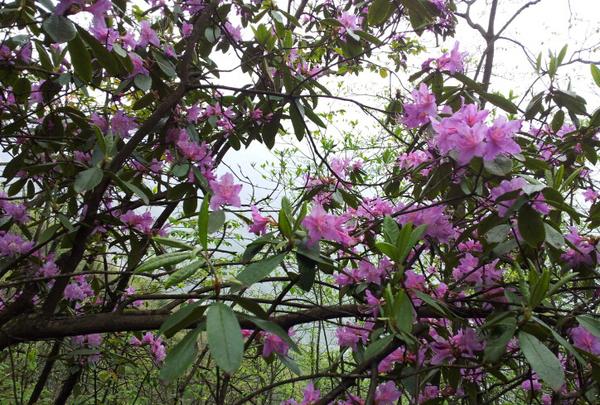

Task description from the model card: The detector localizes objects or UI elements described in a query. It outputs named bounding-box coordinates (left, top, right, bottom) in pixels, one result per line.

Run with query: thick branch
left=0, top=304, right=489, bottom=349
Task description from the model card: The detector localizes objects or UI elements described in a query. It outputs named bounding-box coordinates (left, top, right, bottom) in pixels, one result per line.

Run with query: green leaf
left=74, top=167, right=103, bottom=193
left=368, top=0, right=393, bottom=26
left=296, top=252, right=317, bottom=292
left=486, top=224, right=510, bottom=244
left=484, top=155, right=513, bottom=176
left=576, top=315, right=600, bottom=338
left=375, top=241, right=399, bottom=261
left=363, top=334, right=393, bottom=361
left=77, top=26, right=122, bottom=77
left=198, top=197, right=209, bottom=250
left=289, top=101, right=305, bottom=141
left=591, top=65, right=600, bottom=88
left=134, top=251, right=192, bottom=274
left=207, top=210, right=226, bottom=233
left=43, top=15, right=76, bottom=43
left=529, top=268, right=550, bottom=308
left=551, top=110, right=565, bottom=132
left=553, top=89, right=587, bottom=116
left=159, top=301, right=205, bottom=338
left=206, top=303, right=244, bottom=374
left=481, top=92, right=518, bottom=114
left=382, top=216, right=400, bottom=244
left=236, top=253, right=287, bottom=286
left=483, top=316, right=516, bottom=363
left=543, top=223, right=564, bottom=249
left=68, top=34, right=92, bottom=83
left=164, top=259, right=205, bottom=289
left=517, top=204, right=546, bottom=247
left=134, top=74, right=152, bottom=92
left=244, top=316, right=299, bottom=353
left=152, top=237, right=194, bottom=250
left=392, top=290, right=414, bottom=333
left=159, top=327, right=201, bottom=381
left=518, top=331, right=565, bottom=391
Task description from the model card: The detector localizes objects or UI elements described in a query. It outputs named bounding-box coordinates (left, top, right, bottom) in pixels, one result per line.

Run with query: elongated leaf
left=517, top=204, right=545, bottom=247
left=236, top=253, right=287, bottom=286
left=74, top=167, right=102, bottom=193
left=243, top=316, right=300, bottom=353
left=206, top=303, right=244, bottom=374
left=576, top=315, right=600, bottom=338
left=43, top=15, right=76, bottom=43
left=481, top=92, right=518, bottom=114
left=368, top=0, right=393, bottom=26
left=591, top=65, right=600, bottom=88
left=518, top=331, right=565, bottom=391
left=198, top=197, right=209, bottom=249
left=392, top=290, right=414, bottom=333
left=164, top=259, right=205, bottom=288
left=160, top=301, right=205, bottom=338
left=134, top=251, right=192, bottom=274
left=159, top=327, right=201, bottom=381
left=68, top=34, right=92, bottom=83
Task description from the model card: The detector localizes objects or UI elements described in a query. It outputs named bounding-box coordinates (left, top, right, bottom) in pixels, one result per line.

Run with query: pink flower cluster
left=0, top=192, right=29, bottom=223
left=0, top=231, right=34, bottom=256
left=130, top=332, right=167, bottom=363
left=302, top=203, right=354, bottom=247
left=561, top=227, right=598, bottom=268
left=397, top=204, right=457, bottom=243
left=430, top=328, right=484, bottom=365
left=281, top=382, right=320, bottom=405
left=431, top=103, right=521, bottom=165
left=489, top=178, right=549, bottom=217
left=64, top=276, right=94, bottom=302
left=336, top=322, right=373, bottom=351
left=120, top=210, right=156, bottom=235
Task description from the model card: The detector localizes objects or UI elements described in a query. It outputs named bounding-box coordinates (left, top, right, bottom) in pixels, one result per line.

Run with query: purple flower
left=301, top=203, right=354, bottom=247
left=436, top=41, right=465, bottom=74
left=138, top=20, right=160, bottom=48
left=128, top=52, right=149, bottom=76
left=483, top=116, right=522, bottom=161
left=403, top=83, right=437, bottom=128
left=570, top=326, right=600, bottom=355
left=0, top=232, right=34, bottom=256
left=110, top=110, right=138, bottom=138
left=224, top=22, right=242, bottom=42
left=374, top=381, right=401, bottom=405
left=209, top=173, right=242, bottom=210
left=249, top=205, right=269, bottom=235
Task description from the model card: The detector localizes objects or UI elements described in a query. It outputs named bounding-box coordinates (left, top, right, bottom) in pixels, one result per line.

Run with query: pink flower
left=583, top=188, right=598, bottom=203
left=249, top=205, right=269, bottom=235
left=403, top=83, right=437, bottom=128
left=374, top=381, right=401, bottom=405
left=521, top=376, right=542, bottom=392
left=84, top=0, right=112, bottom=21
left=483, top=116, right=521, bottom=161
left=261, top=331, right=291, bottom=358
left=570, top=326, right=600, bottom=355
left=454, top=123, right=487, bottom=164
left=138, top=20, right=160, bottom=48
left=182, top=22, right=193, bottom=38
left=224, top=22, right=242, bottom=42
left=336, top=322, right=372, bottom=351
left=111, top=110, right=138, bottom=138
left=120, top=210, right=155, bottom=235
left=436, top=41, right=465, bottom=74
left=209, top=173, right=242, bottom=210
left=300, top=382, right=320, bottom=405
left=128, top=52, right=149, bottom=76
left=301, top=203, right=354, bottom=247
left=129, top=336, right=142, bottom=346
left=0, top=231, right=34, bottom=256
left=337, top=12, right=361, bottom=35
